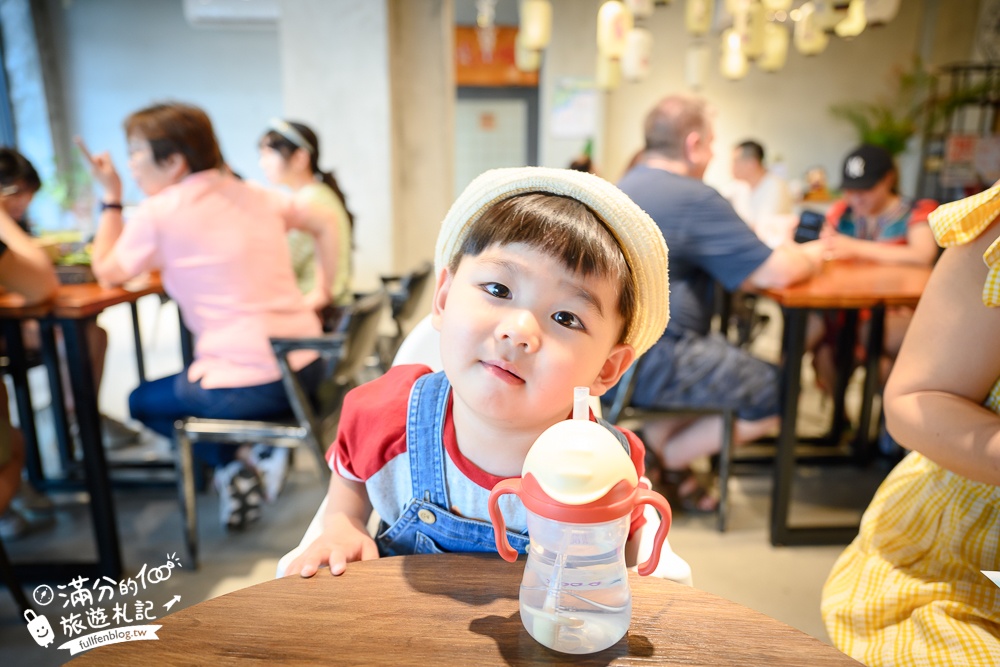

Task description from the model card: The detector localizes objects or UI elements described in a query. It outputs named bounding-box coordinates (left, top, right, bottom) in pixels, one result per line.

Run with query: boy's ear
left=589, top=343, right=636, bottom=397
left=430, top=267, right=452, bottom=332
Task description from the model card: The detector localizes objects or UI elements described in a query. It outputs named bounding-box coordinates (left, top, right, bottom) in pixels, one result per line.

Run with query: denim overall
left=375, top=371, right=629, bottom=558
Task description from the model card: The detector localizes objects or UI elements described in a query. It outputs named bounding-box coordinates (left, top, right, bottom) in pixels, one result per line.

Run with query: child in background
left=258, top=119, right=353, bottom=326
left=286, top=167, right=670, bottom=576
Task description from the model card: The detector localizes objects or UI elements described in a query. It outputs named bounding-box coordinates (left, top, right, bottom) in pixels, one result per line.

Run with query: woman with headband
left=259, top=119, right=353, bottom=327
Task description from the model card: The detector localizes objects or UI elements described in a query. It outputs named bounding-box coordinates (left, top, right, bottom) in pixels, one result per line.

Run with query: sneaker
left=0, top=508, right=28, bottom=540
left=214, top=461, right=264, bottom=531
left=10, top=481, right=56, bottom=519
left=251, top=445, right=289, bottom=503
left=100, top=416, right=141, bottom=450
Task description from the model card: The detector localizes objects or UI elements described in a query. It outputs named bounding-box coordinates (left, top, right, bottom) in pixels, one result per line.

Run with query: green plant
left=43, top=151, right=93, bottom=211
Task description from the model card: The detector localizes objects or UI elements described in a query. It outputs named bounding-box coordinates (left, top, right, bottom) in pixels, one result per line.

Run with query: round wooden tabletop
left=70, top=553, right=860, bottom=666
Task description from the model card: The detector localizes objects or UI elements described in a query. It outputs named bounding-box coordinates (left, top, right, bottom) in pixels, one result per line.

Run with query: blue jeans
left=128, top=359, right=323, bottom=467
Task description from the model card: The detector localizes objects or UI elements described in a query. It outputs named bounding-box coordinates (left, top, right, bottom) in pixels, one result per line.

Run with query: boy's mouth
left=480, top=360, right=525, bottom=385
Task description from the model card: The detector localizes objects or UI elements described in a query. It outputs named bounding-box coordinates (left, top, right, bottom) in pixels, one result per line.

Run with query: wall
left=42, top=0, right=282, bottom=209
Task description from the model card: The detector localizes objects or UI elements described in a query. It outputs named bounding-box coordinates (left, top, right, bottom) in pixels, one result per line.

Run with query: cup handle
left=488, top=479, right=523, bottom=562
left=634, top=488, right=673, bottom=576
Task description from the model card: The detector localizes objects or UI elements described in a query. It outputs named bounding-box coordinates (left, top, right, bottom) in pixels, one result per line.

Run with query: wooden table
left=760, top=260, right=931, bottom=546
left=70, top=553, right=860, bottom=666
left=0, top=275, right=163, bottom=580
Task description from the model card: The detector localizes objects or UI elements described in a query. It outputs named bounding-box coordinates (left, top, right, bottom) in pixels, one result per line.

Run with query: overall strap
left=405, top=371, right=452, bottom=507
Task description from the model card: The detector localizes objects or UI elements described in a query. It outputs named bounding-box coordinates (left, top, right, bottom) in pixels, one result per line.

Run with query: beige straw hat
left=434, top=167, right=669, bottom=358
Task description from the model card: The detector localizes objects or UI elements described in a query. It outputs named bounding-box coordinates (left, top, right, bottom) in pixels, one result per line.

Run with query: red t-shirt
left=328, top=364, right=648, bottom=537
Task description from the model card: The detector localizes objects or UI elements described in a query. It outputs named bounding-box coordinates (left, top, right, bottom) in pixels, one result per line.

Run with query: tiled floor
left=0, top=296, right=890, bottom=665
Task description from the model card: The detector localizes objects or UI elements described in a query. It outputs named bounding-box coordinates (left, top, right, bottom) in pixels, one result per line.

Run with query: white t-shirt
left=728, top=170, right=793, bottom=230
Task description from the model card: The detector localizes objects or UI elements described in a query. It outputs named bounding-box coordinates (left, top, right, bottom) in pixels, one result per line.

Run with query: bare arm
left=0, top=212, right=58, bottom=304
left=883, top=217, right=1000, bottom=484
left=742, top=240, right=822, bottom=290
left=824, top=222, right=938, bottom=266
left=288, top=197, right=340, bottom=311
left=284, top=471, right=377, bottom=577
left=76, top=137, right=131, bottom=286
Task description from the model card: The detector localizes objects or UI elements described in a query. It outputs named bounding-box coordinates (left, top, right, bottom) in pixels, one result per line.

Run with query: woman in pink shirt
left=83, top=102, right=340, bottom=530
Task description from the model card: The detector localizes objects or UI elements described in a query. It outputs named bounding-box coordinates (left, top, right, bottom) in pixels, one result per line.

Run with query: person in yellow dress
left=821, top=182, right=1000, bottom=665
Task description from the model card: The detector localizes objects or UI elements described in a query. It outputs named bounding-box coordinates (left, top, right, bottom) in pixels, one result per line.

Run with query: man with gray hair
left=611, top=94, right=824, bottom=513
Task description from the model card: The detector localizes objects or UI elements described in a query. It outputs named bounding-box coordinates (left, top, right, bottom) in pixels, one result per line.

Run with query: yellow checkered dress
left=821, top=186, right=1000, bottom=667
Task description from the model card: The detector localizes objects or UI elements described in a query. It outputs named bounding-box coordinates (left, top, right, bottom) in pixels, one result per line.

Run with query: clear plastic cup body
left=518, top=510, right=632, bottom=654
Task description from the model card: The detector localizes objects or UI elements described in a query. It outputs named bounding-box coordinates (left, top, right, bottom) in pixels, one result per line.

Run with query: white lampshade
left=596, top=52, right=622, bottom=89
left=621, top=27, right=653, bottom=81
left=865, top=0, right=900, bottom=25
left=762, top=0, right=792, bottom=11
left=835, top=0, right=867, bottom=38
left=625, top=0, right=655, bottom=19
left=794, top=2, right=829, bottom=56
left=685, top=0, right=713, bottom=36
left=685, top=42, right=710, bottom=89
left=812, top=0, right=846, bottom=31
left=744, top=1, right=766, bottom=59
left=758, top=21, right=789, bottom=71
left=514, top=31, right=542, bottom=72
left=720, top=28, right=749, bottom=80
left=597, top=1, right=634, bottom=59
left=519, top=0, right=552, bottom=51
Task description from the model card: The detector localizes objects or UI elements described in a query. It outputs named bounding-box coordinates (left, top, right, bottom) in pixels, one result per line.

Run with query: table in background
left=761, top=260, right=931, bottom=547
left=71, top=553, right=860, bottom=666
left=0, top=276, right=163, bottom=580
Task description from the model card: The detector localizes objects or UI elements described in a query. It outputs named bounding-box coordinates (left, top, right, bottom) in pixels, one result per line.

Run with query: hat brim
left=434, top=167, right=669, bottom=358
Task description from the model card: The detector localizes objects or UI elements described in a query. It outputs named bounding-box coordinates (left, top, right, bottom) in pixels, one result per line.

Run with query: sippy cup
left=488, top=387, right=672, bottom=654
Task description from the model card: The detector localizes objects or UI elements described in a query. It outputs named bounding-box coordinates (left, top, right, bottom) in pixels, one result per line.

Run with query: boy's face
left=432, top=242, right=635, bottom=433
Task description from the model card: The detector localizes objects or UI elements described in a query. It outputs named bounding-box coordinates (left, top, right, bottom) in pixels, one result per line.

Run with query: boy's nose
left=497, top=310, right=541, bottom=353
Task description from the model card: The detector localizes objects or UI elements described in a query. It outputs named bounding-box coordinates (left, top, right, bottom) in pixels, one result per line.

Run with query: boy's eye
left=552, top=311, right=584, bottom=330
left=481, top=282, right=511, bottom=299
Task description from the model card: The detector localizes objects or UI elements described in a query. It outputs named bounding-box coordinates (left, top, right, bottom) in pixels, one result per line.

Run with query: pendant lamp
left=761, top=0, right=792, bottom=10
left=597, top=1, right=634, bottom=59
left=685, top=42, right=709, bottom=89
left=835, top=0, right=867, bottom=39
left=621, top=27, right=653, bottom=81
left=596, top=52, right=623, bottom=89
left=744, top=1, right=766, bottom=59
left=625, top=0, right=655, bottom=19
left=794, top=2, right=829, bottom=56
left=758, top=21, right=789, bottom=71
left=515, top=31, right=542, bottom=72
left=519, top=0, right=552, bottom=51
left=720, top=28, right=749, bottom=80
left=685, top=0, right=713, bottom=37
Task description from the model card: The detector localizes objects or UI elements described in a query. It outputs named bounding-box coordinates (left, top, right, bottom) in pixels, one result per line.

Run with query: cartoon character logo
left=24, top=609, right=55, bottom=648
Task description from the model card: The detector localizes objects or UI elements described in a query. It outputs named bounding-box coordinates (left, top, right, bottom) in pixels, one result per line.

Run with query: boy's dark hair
left=124, top=102, right=223, bottom=173
left=0, top=147, right=41, bottom=192
left=448, top=192, right=636, bottom=342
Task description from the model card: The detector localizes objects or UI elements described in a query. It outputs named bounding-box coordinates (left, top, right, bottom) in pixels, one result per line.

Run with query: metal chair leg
left=0, top=536, right=30, bottom=614
left=717, top=410, right=735, bottom=532
left=174, top=424, right=199, bottom=569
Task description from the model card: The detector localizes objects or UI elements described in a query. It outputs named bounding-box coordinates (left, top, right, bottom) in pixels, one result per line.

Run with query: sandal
left=660, top=468, right=719, bottom=515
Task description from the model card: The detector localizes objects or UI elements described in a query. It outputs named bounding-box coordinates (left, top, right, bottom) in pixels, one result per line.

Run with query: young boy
left=287, top=167, right=669, bottom=576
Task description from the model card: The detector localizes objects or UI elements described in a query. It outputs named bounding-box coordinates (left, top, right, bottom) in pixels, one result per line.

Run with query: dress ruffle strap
left=928, top=182, right=1000, bottom=307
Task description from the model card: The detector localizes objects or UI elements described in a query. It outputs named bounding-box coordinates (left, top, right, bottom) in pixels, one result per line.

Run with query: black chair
left=604, top=359, right=736, bottom=532
left=174, top=289, right=388, bottom=567
left=377, top=262, right=434, bottom=369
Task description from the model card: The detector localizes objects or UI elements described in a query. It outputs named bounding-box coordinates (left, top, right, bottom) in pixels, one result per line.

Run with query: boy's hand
left=285, top=518, right=379, bottom=578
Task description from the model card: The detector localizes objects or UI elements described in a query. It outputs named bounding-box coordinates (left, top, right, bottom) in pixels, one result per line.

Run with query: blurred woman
left=83, top=102, right=340, bottom=530
left=259, top=119, right=353, bottom=326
